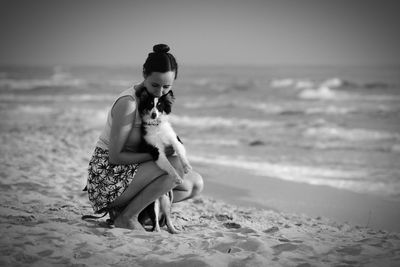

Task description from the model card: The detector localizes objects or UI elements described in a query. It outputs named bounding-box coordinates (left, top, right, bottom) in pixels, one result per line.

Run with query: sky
left=0, top=0, right=399, bottom=66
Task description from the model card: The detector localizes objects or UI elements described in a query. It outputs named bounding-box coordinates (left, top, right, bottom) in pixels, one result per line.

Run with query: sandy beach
left=1, top=86, right=400, bottom=266
left=1, top=0, right=400, bottom=263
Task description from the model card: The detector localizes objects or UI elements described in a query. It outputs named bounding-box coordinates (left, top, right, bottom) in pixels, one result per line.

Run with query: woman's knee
left=190, top=171, right=204, bottom=196
left=177, top=170, right=203, bottom=197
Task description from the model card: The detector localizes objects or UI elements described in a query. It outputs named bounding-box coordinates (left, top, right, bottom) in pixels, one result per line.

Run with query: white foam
left=189, top=138, right=240, bottom=146
left=170, top=115, right=273, bottom=129
left=0, top=67, right=85, bottom=90
left=304, top=126, right=400, bottom=141
left=294, top=79, right=314, bottom=89
left=248, top=103, right=285, bottom=114
left=298, top=86, right=336, bottom=100
left=0, top=93, right=114, bottom=102
left=0, top=77, right=85, bottom=90
left=270, top=78, right=314, bottom=89
left=320, top=78, right=344, bottom=88
left=190, top=154, right=400, bottom=197
left=270, top=79, right=294, bottom=88
left=182, top=99, right=300, bottom=115
left=15, top=105, right=54, bottom=114
left=305, top=106, right=355, bottom=115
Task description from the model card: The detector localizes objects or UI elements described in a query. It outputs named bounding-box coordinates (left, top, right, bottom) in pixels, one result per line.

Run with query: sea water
left=1, top=64, right=399, bottom=200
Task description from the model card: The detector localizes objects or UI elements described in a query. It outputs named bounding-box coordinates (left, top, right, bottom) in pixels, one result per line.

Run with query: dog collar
left=143, top=121, right=161, bottom=126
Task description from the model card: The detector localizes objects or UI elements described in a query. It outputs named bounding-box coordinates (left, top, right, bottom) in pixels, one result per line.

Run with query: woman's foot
left=114, top=214, right=145, bottom=231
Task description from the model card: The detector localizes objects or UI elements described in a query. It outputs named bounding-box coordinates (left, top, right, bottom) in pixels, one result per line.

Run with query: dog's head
left=136, top=87, right=175, bottom=123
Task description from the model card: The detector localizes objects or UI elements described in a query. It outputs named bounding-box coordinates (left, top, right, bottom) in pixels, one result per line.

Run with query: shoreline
left=196, top=161, right=400, bottom=232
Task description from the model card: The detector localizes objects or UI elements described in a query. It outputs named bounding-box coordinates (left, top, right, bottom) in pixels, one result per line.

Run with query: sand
left=1, top=101, right=400, bottom=267
left=1, top=196, right=400, bottom=267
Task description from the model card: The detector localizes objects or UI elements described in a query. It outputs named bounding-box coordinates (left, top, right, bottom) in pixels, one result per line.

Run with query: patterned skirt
left=86, top=147, right=139, bottom=213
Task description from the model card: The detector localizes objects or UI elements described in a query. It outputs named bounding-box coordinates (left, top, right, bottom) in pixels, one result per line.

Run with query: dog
left=135, top=87, right=192, bottom=233
left=138, top=191, right=177, bottom=233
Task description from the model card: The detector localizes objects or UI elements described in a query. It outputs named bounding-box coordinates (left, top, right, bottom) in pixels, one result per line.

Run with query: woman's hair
left=143, top=44, right=178, bottom=79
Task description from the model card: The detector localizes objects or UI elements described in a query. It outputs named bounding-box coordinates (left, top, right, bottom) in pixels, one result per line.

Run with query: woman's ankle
left=114, top=213, right=144, bottom=231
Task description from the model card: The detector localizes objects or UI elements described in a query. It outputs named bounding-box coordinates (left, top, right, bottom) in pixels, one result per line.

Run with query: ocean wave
left=189, top=154, right=400, bottom=197
left=294, top=79, right=315, bottom=89
left=182, top=98, right=357, bottom=115
left=0, top=93, right=114, bottom=102
left=183, top=100, right=288, bottom=115
left=0, top=76, right=88, bottom=90
left=170, top=115, right=273, bottom=129
left=9, top=104, right=108, bottom=120
left=269, top=77, right=353, bottom=101
left=270, top=78, right=319, bottom=89
left=189, top=138, right=240, bottom=146
left=304, top=126, right=400, bottom=141
left=298, top=86, right=336, bottom=100
left=320, top=78, right=346, bottom=88
left=391, top=144, right=400, bottom=153
left=0, top=66, right=86, bottom=90
left=269, top=78, right=317, bottom=89
left=14, top=105, right=54, bottom=114
left=270, top=79, right=295, bottom=88
left=272, top=76, right=394, bottom=91
left=305, top=106, right=356, bottom=115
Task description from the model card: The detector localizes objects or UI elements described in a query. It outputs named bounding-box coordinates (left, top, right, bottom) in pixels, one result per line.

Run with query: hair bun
left=153, top=44, right=170, bottom=53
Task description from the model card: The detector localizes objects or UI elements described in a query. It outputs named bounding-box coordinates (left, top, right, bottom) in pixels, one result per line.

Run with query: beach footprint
left=272, top=242, right=299, bottom=255
left=263, top=226, right=279, bottom=234
left=336, top=245, right=362, bottom=256
left=223, top=222, right=241, bottom=229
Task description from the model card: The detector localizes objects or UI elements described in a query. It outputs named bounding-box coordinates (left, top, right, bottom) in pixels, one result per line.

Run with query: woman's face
left=143, top=71, right=175, bottom=97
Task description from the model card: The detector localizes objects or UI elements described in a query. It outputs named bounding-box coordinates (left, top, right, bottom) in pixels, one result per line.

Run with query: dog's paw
left=183, top=163, right=192, bottom=174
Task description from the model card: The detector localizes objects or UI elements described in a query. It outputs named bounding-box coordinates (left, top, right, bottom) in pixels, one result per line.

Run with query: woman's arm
left=108, top=96, right=152, bottom=165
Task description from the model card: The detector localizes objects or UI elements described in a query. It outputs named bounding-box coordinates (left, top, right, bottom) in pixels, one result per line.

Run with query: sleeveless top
left=96, top=85, right=142, bottom=150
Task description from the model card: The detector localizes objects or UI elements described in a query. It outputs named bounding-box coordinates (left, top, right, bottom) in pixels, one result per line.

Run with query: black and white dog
left=136, top=87, right=192, bottom=233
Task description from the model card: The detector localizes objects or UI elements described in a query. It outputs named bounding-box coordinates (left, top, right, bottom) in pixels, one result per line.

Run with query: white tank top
left=96, top=85, right=142, bottom=150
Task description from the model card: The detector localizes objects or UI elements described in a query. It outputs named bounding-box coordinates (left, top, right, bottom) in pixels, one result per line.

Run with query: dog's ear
left=160, top=90, right=175, bottom=114
left=163, top=90, right=175, bottom=104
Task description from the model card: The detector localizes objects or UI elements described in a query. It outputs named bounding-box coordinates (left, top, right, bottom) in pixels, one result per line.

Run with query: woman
left=86, top=44, right=204, bottom=230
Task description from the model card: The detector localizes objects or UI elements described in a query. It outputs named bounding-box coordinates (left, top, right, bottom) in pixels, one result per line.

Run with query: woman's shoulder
left=111, top=96, right=137, bottom=119
left=117, top=86, right=137, bottom=100
left=111, top=86, right=138, bottom=117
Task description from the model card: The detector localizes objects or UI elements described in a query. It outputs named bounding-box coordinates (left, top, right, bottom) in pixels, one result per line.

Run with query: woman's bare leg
left=110, top=160, right=166, bottom=208
left=173, top=170, right=204, bottom=203
left=114, top=173, right=175, bottom=230
left=109, top=156, right=203, bottom=229
left=110, top=156, right=182, bottom=230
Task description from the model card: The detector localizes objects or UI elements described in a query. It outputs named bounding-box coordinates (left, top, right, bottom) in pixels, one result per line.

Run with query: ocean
left=1, top=64, right=399, bottom=202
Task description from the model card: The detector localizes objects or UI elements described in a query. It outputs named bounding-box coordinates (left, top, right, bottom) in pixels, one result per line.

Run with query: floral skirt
left=86, top=147, right=139, bottom=213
